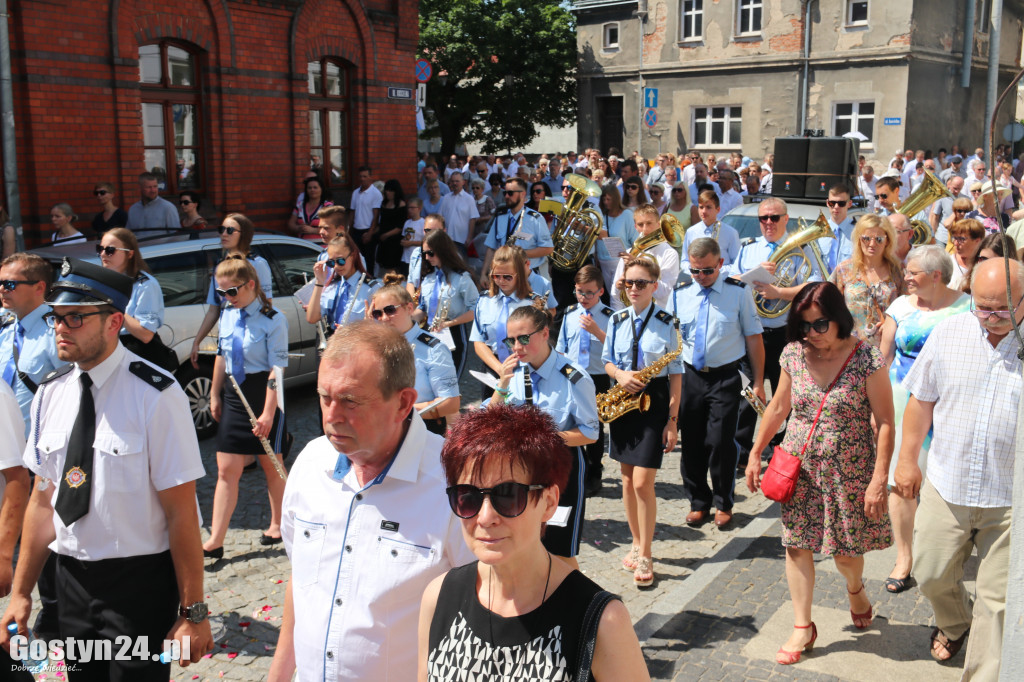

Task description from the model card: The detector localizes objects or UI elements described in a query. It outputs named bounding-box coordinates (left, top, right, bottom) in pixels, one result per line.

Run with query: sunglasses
left=876, top=193, right=890, bottom=199
left=671, top=188, right=685, bottom=193
left=532, top=189, right=545, bottom=194
left=491, top=273, right=515, bottom=282
left=95, top=244, right=131, bottom=256
left=954, top=209, right=968, bottom=213
left=690, top=267, right=716, bottom=276
left=501, top=327, right=545, bottom=351
left=799, top=318, right=831, bottom=335
left=826, top=200, right=848, bottom=207
left=423, top=250, right=436, bottom=258
left=0, top=279, right=39, bottom=291
left=758, top=214, right=784, bottom=223
left=43, top=311, right=106, bottom=329
left=971, top=189, right=982, bottom=195
left=860, top=235, right=886, bottom=244
left=214, top=281, right=250, bottom=297
left=217, top=225, right=238, bottom=235
left=622, top=278, right=654, bottom=290
left=370, top=304, right=401, bottom=319
left=970, top=294, right=1024, bottom=320
left=180, top=200, right=193, bottom=206
left=446, top=482, right=545, bottom=519
left=93, top=189, right=109, bottom=196
left=503, top=190, right=521, bottom=196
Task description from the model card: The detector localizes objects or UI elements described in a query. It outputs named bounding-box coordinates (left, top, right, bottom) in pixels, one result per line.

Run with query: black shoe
left=203, top=546, right=224, bottom=559
left=260, top=534, right=283, bottom=546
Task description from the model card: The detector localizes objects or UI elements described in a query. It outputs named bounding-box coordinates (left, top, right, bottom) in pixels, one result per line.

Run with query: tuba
left=596, top=325, right=683, bottom=423
left=754, top=211, right=833, bottom=319
left=543, top=174, right=604, bottom=271
left=660, top=213, right=686, bottom=251
left=896, top=170, right=951, bottom=246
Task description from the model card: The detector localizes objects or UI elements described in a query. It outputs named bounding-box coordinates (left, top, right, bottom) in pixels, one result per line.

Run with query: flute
left=341, top=273, right=367, bottom=326
left=227, top=374, right=287, bottom=480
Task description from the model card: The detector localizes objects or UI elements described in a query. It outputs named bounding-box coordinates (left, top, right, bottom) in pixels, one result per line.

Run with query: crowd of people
left=0, top=141, right=1019, bottom=681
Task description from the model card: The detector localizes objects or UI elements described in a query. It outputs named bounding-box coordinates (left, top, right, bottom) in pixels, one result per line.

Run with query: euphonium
left=897, top=170, right=951, bottom=246
left=660, top=212, right=685, bottom=250
left=544, top=173, right=604, bottom=271
left=754, top=211, right=833, bottom=319
left=596, top=325, right=683, bottom=423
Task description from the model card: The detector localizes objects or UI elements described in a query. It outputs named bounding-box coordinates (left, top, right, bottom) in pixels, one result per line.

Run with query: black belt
left=685, top=360, right=740, bottom=375
left=762, top=326, right=787, bottom=336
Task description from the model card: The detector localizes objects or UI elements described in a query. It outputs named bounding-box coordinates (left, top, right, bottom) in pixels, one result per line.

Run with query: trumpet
left=429, top=291, right=451, bottom=332
left=741, top=384, right=766, bottom=416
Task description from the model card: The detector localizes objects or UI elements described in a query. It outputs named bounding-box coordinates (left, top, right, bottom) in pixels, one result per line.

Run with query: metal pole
left=799, top=0, right=813, bottom=134
left=961, top=0, right=975, bottom=89
left=636, top=3, right=645, bottom=158
left=0, top=0, right=23, bottom=252
left=983, top=0, right=1002, bottom=173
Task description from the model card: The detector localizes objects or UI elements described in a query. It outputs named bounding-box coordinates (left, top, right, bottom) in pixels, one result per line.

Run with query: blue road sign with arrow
left=644, top=88, right=658, bottom=108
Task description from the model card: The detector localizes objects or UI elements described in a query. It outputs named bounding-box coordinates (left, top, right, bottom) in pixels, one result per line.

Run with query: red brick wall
left=7, top=0, right=419, bottom=246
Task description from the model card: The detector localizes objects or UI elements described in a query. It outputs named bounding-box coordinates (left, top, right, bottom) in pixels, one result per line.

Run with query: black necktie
left=55, top=372, right=94, bottom=526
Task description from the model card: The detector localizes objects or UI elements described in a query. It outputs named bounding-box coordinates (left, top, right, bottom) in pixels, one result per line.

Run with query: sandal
left=634, top=557, right=654, bottom=588
left=848, top=583, right=873, bottom=629
left=930, top=627, right=968, bottom=662
left=776, top=622, right=817, bottom=665
left=621, top=545, right=639, bottom=572
left=884, top=575, right=915, bottom=594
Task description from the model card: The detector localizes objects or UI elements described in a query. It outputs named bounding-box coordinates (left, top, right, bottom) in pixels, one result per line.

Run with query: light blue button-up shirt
left=817, top=215, right=857, bottom=272
left=601, top=303, right=683, bottom=377
left=502, top=349, right=599, bottom=441
left=724, top=235, right=824, bottom=328
left=317, top=271, right=381, bottom=328
left=668, top=277, right=762, bottom=367
left=469, top=292, right=541, bottom=354
left=404, top=326, right=459, bottom=403
left=206, top=255, right=274, bottom=306
left=556, top=303, right=613, bottom=375
left=0, top=304, right=61, bottom=433
left=527, top=272, right=557, bottom=308
left=681, top=220, right=741, bottom=268
left=484, top=208, right=553, bottom=272
left=124, top=271, right=164, bottom=334
left=217, top=297, right=289, bottom=376
left=417, top=268, right=480, bottom=325
left=596, top=209, right=637, bottom=261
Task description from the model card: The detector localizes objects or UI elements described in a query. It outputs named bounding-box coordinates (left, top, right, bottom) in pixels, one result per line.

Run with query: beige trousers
left=913, top=480, right=1011, bottom=682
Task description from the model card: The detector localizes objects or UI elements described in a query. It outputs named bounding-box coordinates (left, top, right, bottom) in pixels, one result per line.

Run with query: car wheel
left=177, top=362, right=217, bottom=440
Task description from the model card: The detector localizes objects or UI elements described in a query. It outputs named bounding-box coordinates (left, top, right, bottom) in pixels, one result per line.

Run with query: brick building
left=4, top=0, right=419, bottom=246
left=571, top=0, right=1024, bottom=162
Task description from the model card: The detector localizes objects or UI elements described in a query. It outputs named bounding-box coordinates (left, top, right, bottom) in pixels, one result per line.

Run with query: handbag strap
left=575, top=590, right=619, bottom=682
left=798, top=341, right=862, bottom=457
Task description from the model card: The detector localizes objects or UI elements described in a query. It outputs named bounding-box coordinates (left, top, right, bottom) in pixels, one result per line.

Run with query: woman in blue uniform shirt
left=369, top=274, right=460, bottom=435
left=202, top=258, right=290, bottom=559
left=602, top=257, right=682, bottom=588
left=413, top=230, right=478, bottom=377
left=492, top=305, right=598, bottom=566
left=97, top=227, right=164, bottom=345
left=190, top=213, right=273, bottom=367
left=307, top=232, right=379, bottom=329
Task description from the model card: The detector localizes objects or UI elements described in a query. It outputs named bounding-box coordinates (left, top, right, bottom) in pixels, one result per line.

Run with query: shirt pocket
left=292, top=518, right=327, bottom=587
left=376, top=536, right=439, bottom=599
left=35, top=430, right=68, bottom=481
left=94, top=431, right=147, bottom=493
left=675, top=312, right=695, bottom=340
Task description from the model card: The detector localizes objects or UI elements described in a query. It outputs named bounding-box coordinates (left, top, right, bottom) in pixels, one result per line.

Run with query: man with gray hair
left=888, top=213, right=914, bottom=263
left=270, top=321, right=474, bottom=682
left=894, top=258, right=1023, bottom=678
left=439, top=171, right=479, bottom=260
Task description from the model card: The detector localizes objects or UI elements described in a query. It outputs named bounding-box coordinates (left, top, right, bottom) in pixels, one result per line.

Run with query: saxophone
left=596, top=325, right=682, bottom=423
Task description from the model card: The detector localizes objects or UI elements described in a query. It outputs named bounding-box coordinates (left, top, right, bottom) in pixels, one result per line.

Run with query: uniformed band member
left=413, top=230, right=478, bottom=377
left=0, top=380, right=31, bottom=680
left=480, top=176, right=554, bottom=285
left=406, top=213, right=445, bottom=296
left=491, top=305, right=598, bottom=566
left=370, top=276, right=460, bottom=436
left=555, top=265, right=612, bottom=496
left=603, top=257, right=682, bottom=588
left=470, top=245, right=547, bottom=400
left=0, top=257, right=213, bottom=679
left=203, top=258, right=290, bottom=559
left=670, top=238, right=764, bottom=529
left=818, top=184, right=857, bottom=272
left=610, top=204, right=680, bottom=310
left=681, top=190, right=742, bottom=269
left=526, top=267, right=558, bottom=314
left=307, top=233, right=380, bottom=330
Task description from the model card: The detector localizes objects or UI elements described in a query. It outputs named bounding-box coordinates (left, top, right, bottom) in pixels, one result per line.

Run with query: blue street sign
left=644, top=88, right=658, bottom=109
left=415, top=60, right=432, bottom=83
left=884, top=117, right=902, bottom=126
left=644, top=108, right=657, bottom=128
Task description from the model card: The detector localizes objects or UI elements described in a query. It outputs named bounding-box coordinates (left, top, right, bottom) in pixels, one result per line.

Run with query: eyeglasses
left=93, top=189, right=109, bottom=196
left=826, top=200, right=848, bottom=208
left=501, top=327, right=545, bottom=351
left=446, top=482, right=545, bottom=519
left=43, top=311, right=106, bottom=329
left=214, top=282, right=250, bottom=297
left=799, top=318, right=831, bottom=335
left=502, top=190, right=521, bottom=196
left=574, top=289, right=599, bottom=298
left=876, top=193, right=890, bottom=199
left=758, top=214, right=784, bottom=223
left=622, top=278, right=654, bottom=290
left=0, top=279, right=39, bottom=291
left=325, top=257, right=346, bottom=269
left=217, top=225, right=238, bottom=235
left=971, top=294, right=1024, bottom=321
left=951, top=235, right=969, bottom=244
left=491, top=273, right=515, bottom=282
left=860, top=235, right=886, bottom=244
left=180, top=200, right=193, bottom=206
left=370, top=304, right=401, bottom=319
left=690, top=267, right=716, bottom=276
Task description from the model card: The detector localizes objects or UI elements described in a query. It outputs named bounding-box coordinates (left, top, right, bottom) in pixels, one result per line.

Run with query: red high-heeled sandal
left=776, top=622, right=817, bottom=665
left=848, top=583, right=873, bottom=629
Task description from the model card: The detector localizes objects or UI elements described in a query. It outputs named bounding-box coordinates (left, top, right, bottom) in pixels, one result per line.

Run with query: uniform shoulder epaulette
left=530, top=291, right=546, bottom=301
left=565, top=303, right=578, bottom=313
left=613, top=309, right=630, bottom=323
left=417, top=332, right=440, bottom=348
left=655, top=310, right=673, bottom=324
left=136, top=272, right=148, bottom=283
left=674, top=280, right=694, bottom=289
left=601, top=306, right=614, bottom=317
left=525, top=208, right=541, bottom=218
left=261, top=307, right=278, bottom=319
left=39, top=364, right=73, bottom=384
left=724, top=277, right=747, bottom=288
left=560, top=364, right=582, bottom=384
left=0, top=315, right=14, bottom=330
left=365, top=278, right=380, bottom=287
left=740, top=237, right=757, bottom=246
left=495, top=206, right=511, bottom=215
left=129, top=361, right=175, bottom=391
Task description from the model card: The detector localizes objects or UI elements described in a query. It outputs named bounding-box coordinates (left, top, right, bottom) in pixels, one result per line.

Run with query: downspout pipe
left=984, top=0, right=1002, bottom=169
left=0, top=0, right=22, bottom=252
left=637, top=0, right=647, bottom=157
left=799, top=0, right=813, bottom=134
left=961, top=0, right=975, bottom=88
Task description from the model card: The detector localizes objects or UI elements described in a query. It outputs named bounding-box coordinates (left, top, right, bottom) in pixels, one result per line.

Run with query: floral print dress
left=779, top=341, right=893, bottom=556
left=829, top=260, right=904, bottom=347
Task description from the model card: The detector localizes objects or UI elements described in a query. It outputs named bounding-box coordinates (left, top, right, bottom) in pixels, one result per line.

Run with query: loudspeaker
left=772, top=137, right=809, bottom=198
left=805, top=137, right=859, bottom=200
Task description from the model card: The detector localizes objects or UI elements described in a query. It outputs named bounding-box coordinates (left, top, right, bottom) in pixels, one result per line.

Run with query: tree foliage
left=418, top=0, right=577, bottom=156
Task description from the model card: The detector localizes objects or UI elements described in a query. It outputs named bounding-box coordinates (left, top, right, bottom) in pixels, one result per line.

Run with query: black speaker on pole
left=772, top=137, right=809, bottom=198
left=805, top=137, right=859, bottom=200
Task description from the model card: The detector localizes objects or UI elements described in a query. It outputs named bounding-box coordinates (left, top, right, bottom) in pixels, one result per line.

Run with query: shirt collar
left=706, top=276, right=725, bottom=294
left=629, top=302, right=655, bottom=322
left=375, top=413, right=430, bottom=484
left=242, top=297, right=263, bottom=317
left=531, top=347, right=560, bottom=382
left=18, top=303, right=49, bottom=332
left=403, top=325, right=421, bottom=344
left=76, top=340, right=125, bottom=391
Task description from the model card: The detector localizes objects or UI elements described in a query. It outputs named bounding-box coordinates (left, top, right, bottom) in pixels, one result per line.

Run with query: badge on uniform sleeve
left=64, top=467, right=87, bottom=489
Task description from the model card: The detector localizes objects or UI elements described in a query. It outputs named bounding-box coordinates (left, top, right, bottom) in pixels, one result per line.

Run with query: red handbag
left=762, top=341, right=862, bottom=504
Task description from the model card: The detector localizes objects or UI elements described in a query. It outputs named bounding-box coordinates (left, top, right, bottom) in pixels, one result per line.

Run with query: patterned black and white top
left=427, top=561, right=606, bottom=681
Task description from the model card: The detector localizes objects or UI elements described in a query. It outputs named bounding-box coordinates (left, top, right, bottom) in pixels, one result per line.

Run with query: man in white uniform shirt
left=439, top=171, right=479, bottom=261
left=0, top=381, right=31, bottom=679
left=349, top=166, right=383, bottom=273
left=269, top=322, right=474, bottom=682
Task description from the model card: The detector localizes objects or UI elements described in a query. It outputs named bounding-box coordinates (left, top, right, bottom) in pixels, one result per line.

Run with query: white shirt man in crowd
left=439, top=171, right=479, bottom=260
left=717, top=169, right=743, bottom=216
left=349, top=167, right=383, bottom=270
left=858, top=165, right=878, bottom=211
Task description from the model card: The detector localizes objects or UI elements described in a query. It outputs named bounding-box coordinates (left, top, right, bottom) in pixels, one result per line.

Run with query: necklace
left=487, top=551, right=553, bottom=639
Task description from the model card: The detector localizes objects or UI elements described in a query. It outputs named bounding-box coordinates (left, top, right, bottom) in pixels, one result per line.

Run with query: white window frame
left=846, top=0, right=868, bottom=27
left=680, top=0, right=704, bottom=42
left=691, top=106, right=743, bottom=147
left=832, top=100, right=875, bottom=146
left=736, top=0, right=763, bottom=37
left=602, top=22, right=620, bottom=50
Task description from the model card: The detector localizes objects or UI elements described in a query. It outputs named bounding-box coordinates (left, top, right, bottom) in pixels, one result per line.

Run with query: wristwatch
left=179, top=602, right=209, bottom=624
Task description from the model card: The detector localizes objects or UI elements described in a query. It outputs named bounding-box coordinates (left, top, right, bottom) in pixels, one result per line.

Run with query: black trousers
left=680, top=362, right=742, bottom=512
left=33, top=552, right=60, bottom=640
left=349, top=227, right=377, bottom=274
left=542, top=446, right=586, bottom=558
left=449, top=322, right=469, bottom=379
left=56, top=551, right=179, bottom=682
left=584, top=374, right=610, bottom=482
left=736, top=326, right=788, bottom=462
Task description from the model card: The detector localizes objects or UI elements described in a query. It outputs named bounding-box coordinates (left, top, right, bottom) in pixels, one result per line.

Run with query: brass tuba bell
left=544, top=173, right=604, bottom=272
left=754, top=211, right=833, bottom=319
left=896, top=170, right=951, bottom=246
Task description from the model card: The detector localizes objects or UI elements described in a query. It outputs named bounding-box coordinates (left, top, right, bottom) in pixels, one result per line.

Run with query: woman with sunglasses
left=746, top=282, right=894, bottom=665
left=602, top=257, right=682, bottom=588
left=648, top=182, right=667, bottom=214
left=470, top=246, right=546, bottom=400
left=179, top=191, right=207, bottom=230
left=939, top=196, right=973, bottom=252
left=288, top=175, right=334, bottom=242
left=621, top=176, right=645, bottom=210
left=828, top=214, right=905, bottom=346
left=946, top=218, right=986, bottom=291
left=418, top=403, right=648, bottom=682
left=526, top=182, right=553, bottom=227
left=664, top=181, right=698, bottom=235
left=90, top=182, right=128, bottom=235
left=203, top=258, right=290, bottom=559
left=368, top=275, right=460, bottom=435
left=189, top=213, right=273, bottom=368
left=307, top=232, right=380, bottom=330
left=960, top=232, right=1019, bottom=295
left=414, top=230, right=478, bottom=378
left=96, top=227, right=168, bottom=358
left=966, top=180, right=1012, bottom=233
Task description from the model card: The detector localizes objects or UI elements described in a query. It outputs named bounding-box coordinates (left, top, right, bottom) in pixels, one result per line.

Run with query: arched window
left=139, top=42, right=203, bottom=194
left=308, top=58, right=352, bottom=189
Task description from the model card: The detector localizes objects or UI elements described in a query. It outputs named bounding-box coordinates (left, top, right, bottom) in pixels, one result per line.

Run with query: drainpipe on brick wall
left=636, top=0, right=647, bottom=157
left=798, top=0, right=813, bottom=135
left=0, top=0, right=23, bottom=252
left=961, top=0, right=975, bottom=89
left=983, top=0, right=1002, bottom=168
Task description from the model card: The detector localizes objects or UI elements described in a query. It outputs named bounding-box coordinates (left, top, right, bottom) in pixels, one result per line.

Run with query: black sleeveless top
left=427, top=561, right=607, bottom=681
